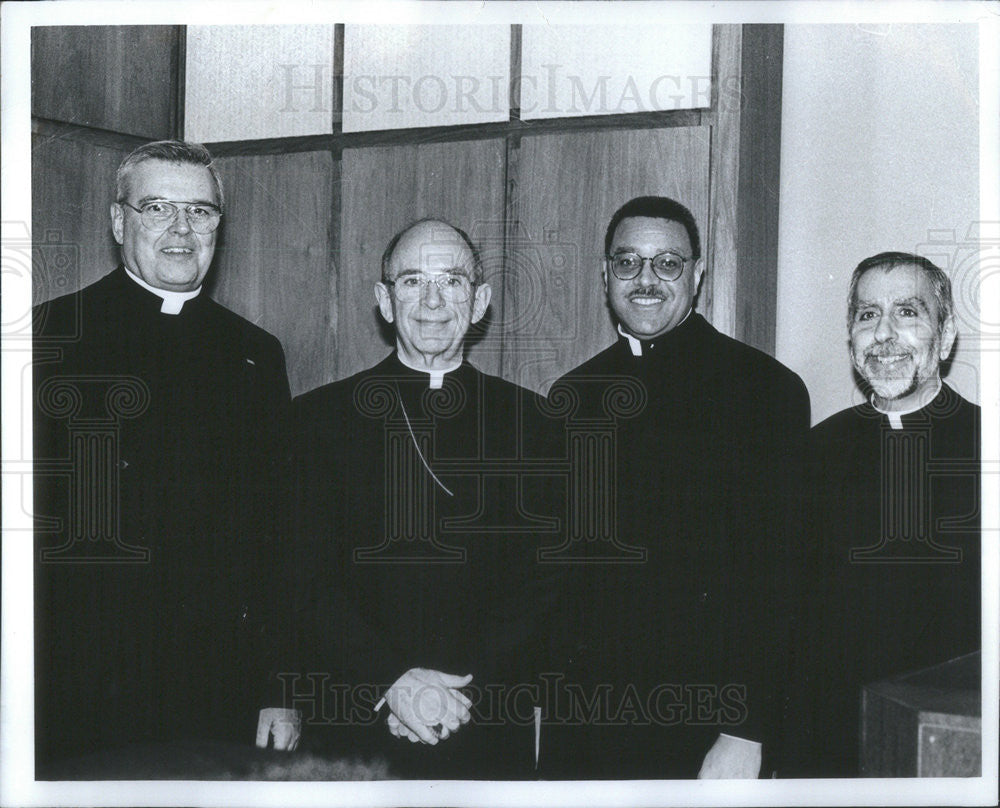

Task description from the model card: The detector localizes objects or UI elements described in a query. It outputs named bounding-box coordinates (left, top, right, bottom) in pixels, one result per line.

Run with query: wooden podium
left=860, top=651, right=981, bottom=777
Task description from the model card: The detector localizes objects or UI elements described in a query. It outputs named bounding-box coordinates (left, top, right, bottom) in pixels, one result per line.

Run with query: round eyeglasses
left=120, top=200, right=223, bottom=234
left=384, top=272, right=474, bottom=303
left=607, top=250, right=690, bottom=282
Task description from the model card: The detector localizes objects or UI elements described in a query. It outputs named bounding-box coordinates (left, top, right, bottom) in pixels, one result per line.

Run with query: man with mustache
left=543, top=196, right=810, bottom=778
left=33, top=140, right=292, bottom=772
left=796, top=252, right=980, bottom=776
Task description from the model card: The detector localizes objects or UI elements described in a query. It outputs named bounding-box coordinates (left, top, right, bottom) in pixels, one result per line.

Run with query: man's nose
left=168, top=207, right=192, bottom=234
left=421, top=278, right=443, bottom=308
left=636, top=257, right=660, bottom=286
left=873, top=312, right=896, bottom=342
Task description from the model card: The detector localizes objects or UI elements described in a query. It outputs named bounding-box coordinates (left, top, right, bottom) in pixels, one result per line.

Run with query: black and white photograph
left=1, top=1, right=997, bottom=806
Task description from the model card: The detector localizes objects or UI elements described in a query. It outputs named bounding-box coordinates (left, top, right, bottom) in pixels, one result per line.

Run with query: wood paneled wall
left=31, top=24, right=784, bottom=400
left=30, top=133, right=130, bottom=303
left=31, top=26, right=182, bottom=139
left=508, top=127, right=711, bottom=392
left=210, top=152, right=337, bottom=397
left=340, top=140, right=507, bottom=380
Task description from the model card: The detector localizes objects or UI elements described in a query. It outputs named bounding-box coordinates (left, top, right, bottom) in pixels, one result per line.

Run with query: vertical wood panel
left=705, top=24, right=741, bottom=341
left=705, top=25, right=784, bottom=354
left=173, top=26, right=186, bottom=139
left=735, top=24, right=783, bottom=356
left=31, top=133, right=128, bottom=304
left=510, top=126, right=711, bottom=393
left=31, top=26, right=180, bottom=139
left=210, top=152, right=336, bottom=397
left=340, top=139, right=507, bottom=381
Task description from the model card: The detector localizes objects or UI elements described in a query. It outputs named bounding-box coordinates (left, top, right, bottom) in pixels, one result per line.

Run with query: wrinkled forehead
left=125, top=159, right=219, bottom=205
left=388, top=226, right=474, bottom=276
left=855, top=264, right=935, bottom=307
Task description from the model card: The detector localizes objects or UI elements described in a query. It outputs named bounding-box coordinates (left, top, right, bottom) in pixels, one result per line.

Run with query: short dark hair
left=847, top=251, right=954, bottom=331
left=380, top=218, right=483, bottom=284
left=116, top=140, right=224, bottom=209
left=604, top=196, right=701, bottom=261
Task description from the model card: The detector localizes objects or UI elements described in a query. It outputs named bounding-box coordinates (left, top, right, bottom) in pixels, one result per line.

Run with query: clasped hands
left=383, top=668, right=473, bottom=744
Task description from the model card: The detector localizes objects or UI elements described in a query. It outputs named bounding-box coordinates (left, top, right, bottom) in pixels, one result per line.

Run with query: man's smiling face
left=849, top=264, right=956, bottom=411
left=375, top=220, right=491, bottom=366
left=111, top=159, right=219, bottom=292
left=604, top=216, right=704, bottom=339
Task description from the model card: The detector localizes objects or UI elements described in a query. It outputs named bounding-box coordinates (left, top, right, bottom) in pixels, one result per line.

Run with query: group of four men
left=33, top=140, right=980, bottom=779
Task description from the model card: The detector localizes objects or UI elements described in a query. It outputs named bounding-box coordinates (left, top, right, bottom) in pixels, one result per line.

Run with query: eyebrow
left=855, top=296, right=930, bottom=312
left=394, top=268, right=470, bottom=277
left=135, top=195, right=219, bottom=207
left=611, top=246, right=682, bottom=254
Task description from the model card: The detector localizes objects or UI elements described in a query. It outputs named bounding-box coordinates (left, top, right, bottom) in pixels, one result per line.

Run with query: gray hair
left=116, top=140, right=224, bottom=209
left=847, top=251, right=954, bottom=331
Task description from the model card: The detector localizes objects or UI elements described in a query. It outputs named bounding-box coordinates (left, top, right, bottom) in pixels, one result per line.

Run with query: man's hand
left=387, top=712, right=423, bottom=742
left=255, top=707, right=302, bottom=751
left=383, top=668, right=473, bottom=745
left=697, top=733, right=762, bottom=779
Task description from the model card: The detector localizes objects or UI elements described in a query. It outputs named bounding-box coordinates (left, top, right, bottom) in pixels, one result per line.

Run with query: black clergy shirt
left=290, top=353, right=558, bottom=778
left=793, top=383, right=981, bottom=776
left=540, top=312, right=811, bottom=778
left=33, top=267, right=291, bottom=772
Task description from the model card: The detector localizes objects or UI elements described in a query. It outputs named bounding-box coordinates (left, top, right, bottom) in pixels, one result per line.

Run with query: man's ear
left=374, top=282, right=394, bottom=324
left=692, top=258, right=706, bottom=293
left=471, top=282, right=492, bottom=325
left=939, top=315, right=957, bottom=361
left=602, top=261, right=609, bottom=295
left=110, top=203, right=124, bottom=245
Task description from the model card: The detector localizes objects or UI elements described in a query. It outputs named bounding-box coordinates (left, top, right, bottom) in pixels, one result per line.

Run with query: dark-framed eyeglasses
left=120, top=200, right=223, bottom=234
left=384, top=271, right=474, bottom=302
left=607, top=250, right=691, bottom=282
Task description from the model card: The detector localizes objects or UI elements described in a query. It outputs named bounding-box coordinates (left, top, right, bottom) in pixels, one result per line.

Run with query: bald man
left=288, top=219, right=554, bottom=778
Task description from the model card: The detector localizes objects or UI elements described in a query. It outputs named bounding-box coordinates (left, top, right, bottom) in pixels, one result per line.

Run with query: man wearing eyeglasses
left=543, top=196, right=810, bottom=779
left=32, top=140, right=292, bottom=771
left=289, top=218, right=553, bottom=778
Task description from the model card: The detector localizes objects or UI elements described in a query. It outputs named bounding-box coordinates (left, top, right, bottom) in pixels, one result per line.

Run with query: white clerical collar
left=618, top=325, right=645, bottom=356
left=871, top=379, right=942, bottom=430
left=618, top=310, right=693, bottom=356
left=396, top=351, right=461, bottom=389
left=124, top=267, right=201, bottom=315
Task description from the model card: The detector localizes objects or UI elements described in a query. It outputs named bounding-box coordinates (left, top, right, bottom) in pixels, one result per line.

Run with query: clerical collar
left=124, top=267, right=202, bottom=315
left=871, top=379, right=942, bottom=430
left=618, top=310, right=693, bottom=356
left=395, top=351, right=461, bottom=389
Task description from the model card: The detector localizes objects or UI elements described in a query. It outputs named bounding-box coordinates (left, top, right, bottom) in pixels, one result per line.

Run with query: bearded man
left=796, top=252, right=981, bottom=776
